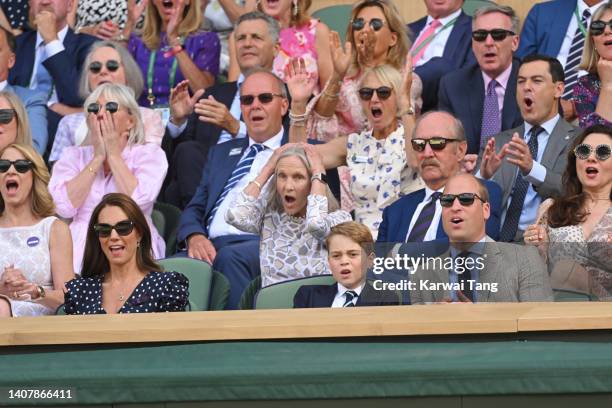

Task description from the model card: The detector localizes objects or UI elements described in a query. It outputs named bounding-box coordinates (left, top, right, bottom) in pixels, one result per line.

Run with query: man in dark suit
left=478, top=55, right=579, bottom=242
left=377, top=111, right=502, bottom=246
left=294, top=221, right=400, bottom=308
left=163, top=11, right=280, bottom=208
left=9, top=0, right=97, bottom=151
left=438, top=4, right=523, bottom=154
left=517, top=0, right=605, bottom=117
left=408, top=0, right=475, bottom=113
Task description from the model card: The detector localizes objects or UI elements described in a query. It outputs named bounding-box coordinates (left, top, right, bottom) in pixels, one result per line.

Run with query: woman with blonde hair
left=0, top=91, right=33, bottom=151
left=49, top=83, right=168, bottom=274
left=123, top=0, right=220, bottom=107
left=573, top=1, right=612, bottom=127
left=0, top=143, right=74, bottom=317
left=226, top=144, right=351, bottom=287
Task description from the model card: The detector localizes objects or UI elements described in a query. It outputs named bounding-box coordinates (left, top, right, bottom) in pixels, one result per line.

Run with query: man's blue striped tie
left=206, top=143, right=265, bottom=229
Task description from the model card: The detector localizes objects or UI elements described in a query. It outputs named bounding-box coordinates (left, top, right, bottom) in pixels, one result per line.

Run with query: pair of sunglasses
left=574, top=143, right=611, bottom=161
left=358, top=86, right=393, bottom=101
left=590, top=20, right=612, bottom=36
left=239, top=93, right=284, bottom=106
left=411, top=137, right=460, bottom=152
left=440, top=193, right=486, bottom=208
left=472, top=29, right=515, bottom=42
left=93, top=220, right=135, bottom=237
left=351, top=17, right=385, bottom=32
left=0, top=159, right=33, bottom=173
left=0, top=109, right=16, bottom=124
left=87, top=102, right=119, bottom=114
left=88, top=59, right=120, bottom=74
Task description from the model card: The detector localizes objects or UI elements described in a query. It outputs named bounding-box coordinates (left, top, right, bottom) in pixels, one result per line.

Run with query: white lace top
left=226, top=191, right=352, bottom=287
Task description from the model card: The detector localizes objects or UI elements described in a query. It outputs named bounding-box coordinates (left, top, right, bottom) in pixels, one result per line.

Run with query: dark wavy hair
left=81, top=193, right=161, bottom=278
left=547, top=125, right=612, bottom=228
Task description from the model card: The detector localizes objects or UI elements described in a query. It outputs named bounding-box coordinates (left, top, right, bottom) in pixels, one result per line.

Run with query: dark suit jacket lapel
left=408, top=17, right=427, bottom=43
left=398, top=190, right=426, bottom=241
left=540, top=119, right=573, bottom=168
left=317, top=284, right=338, bottom=307
left=15, top=32, right=37, bottom=86
left=443, top=12, right=470, bottom=59
left=501, top=59, right=521, bottom=130
left=208, top=139, right=249, bottom=209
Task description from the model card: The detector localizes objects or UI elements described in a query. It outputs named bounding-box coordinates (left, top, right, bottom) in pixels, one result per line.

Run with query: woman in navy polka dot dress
left=64, top=193, right=189, bottom=314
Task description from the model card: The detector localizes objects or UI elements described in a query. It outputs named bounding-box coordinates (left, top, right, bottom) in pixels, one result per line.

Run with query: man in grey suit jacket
left=478, top=54, right=578, bottom=242
left=410, top=173, right=552, bottom=303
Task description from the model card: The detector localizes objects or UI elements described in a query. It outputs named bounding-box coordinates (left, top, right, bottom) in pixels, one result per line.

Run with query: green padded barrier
left=239, top=276, right=262, bottom=310
left=158, top=258, right=214, bottom=311
left=153, top=202, right=182, bottom=257
left=463, top=0, right=495, bottom=16
left=255, top=275, right=336, bottom=309
left=312, top=5, right=352, bottom=44
left=209, top=270, right=231, bottom=311
left=553, top=289, right=598, bottom=302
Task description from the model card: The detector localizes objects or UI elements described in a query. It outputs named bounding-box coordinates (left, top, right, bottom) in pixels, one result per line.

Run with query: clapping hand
left=330, top=31, right=352, bottom=79
left=356, top=29, right=376, bottom=68
left=170, top=80, right=205, bottom=125
left=167, top=0, right=186, bottom=43
left=399, top=58, right=414, bottom=113
left=127, top=0, right=148, bottom=28
left=98, top=111, right=125, bottom=158
left=194, top=95, right=238, bottom=133
left=87, top=112, right=106, bottom=159
left=285, top=57, right=317, bottom=106
left=479, top=138, right=506, bottom=179
left=505, top=133, right=534, bottom=175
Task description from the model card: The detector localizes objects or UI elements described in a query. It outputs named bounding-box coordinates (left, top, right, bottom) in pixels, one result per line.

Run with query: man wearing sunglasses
left=410, top=173, right=552, bottom=304
left=478, top=54, right=579, bottom=243
left=377, top=111, right=502, bottom=246
left=163, top=12, right=283, bottom=209
left=517, top=0, right=605, bottom=117
left=438, top=4, right=522, bottom=155
left=8, top=0, right=98, bottom=153
left=0, top=26, right=48, bottom=154
left=407, top=0, right=475, bottom=113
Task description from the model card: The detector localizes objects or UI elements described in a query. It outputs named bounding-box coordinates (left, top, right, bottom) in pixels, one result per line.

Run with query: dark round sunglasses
left=358, top=86, right=393, bottom=101
left=0, top=108, right=16, bottom=125
left=0, top=159, right=34, bottom=173
left=239, top=93, right=284, bottom=106
left=411, top=137, right=460, bottom=152
left=93, top=220, right=135, bottom=238
left=574, top=143, right=611, bottom=161
left=87, top=102, right=120, bottom=114
left=590, top=20, right=612, bottom=36
left=351, top=17, right=385, bottom=32
left=472, top=29, right=515, bottom=42
left=439, top=193, right=486, bottom=208
left=88, top=59, right=121, bottom=74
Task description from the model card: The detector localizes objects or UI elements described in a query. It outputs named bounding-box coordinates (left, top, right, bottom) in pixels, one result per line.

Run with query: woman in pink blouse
left=49, top=83, right=167, bottom=274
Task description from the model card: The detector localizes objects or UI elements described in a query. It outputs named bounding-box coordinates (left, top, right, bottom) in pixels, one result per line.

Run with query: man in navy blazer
left=438, top=4, right=523, bottom=154
left=377, top=111, right=502, bottom=245
left=163, top=12, right=280, bottom=208
left=0, top=26, right=47, bottom=153
left=408, top=0, right=475, bottom=113
left=8, top=0, right=97, bottom=155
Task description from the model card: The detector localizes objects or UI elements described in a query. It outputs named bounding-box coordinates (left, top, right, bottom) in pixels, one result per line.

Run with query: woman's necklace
left=584, top=196, right=611, bottom=215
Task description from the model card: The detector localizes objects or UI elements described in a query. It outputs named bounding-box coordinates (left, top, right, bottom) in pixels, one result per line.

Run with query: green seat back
left=312, top=5, right=352, bottom=44
left=462, top=0, right=495, bottom=16
left=255, top=275, right=336, bottom=309
left=553, top=289, right=598, bottom=302
left=238, top=276, right=262, bottom=310
left=153, top=202, right=182, bottom=257
left=158, top=258, right=215, bottom=311
left=208, top=269, right=231, bottom=311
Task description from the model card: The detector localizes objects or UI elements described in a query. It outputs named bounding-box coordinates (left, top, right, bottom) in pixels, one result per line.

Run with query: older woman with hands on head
left=226, top=144, right=351, bottom=287
left=0, top=144, right=74, bottom=317
left=288, top=57, right=422, bottom=238
left=49, top=83, right=168, bottom=275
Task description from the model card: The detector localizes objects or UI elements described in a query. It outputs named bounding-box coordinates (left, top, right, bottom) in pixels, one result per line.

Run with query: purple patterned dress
left=574, top=73, right=612, bottom=128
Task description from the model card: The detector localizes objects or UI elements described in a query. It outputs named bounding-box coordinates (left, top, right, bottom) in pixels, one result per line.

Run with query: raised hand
left=167, top=0, right=186, bottom=41
left=597, top=57, right=612, bottom=88
left=285, top=57, right=317, bottom=105
left=127, top=0, right=149, bottom=27
left=399, top=57, right=414, bottom=112
left=194, top=95, right=239, bottom=134
left=87, top=112, right=106, bottom=159
left=99, top=111, right=124, bottom=158
left=330, top=31, right=352, bottom=79
left=170, top=80, right=205, bottom=125
left=505, top=133, right=534, bottom=175
left=479, top=137, right=506, bottom=179
left=356, top=30, right=376, bottom=68
left=303, top=143, right=325, bottom=174
left=460, top=154, right=478, bottom=174
left=93, top=21, right=121, bottom=40
left=35, top=10, right=57, bottom=43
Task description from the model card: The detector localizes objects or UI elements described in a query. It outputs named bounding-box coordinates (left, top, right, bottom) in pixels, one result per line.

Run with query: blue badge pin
left=26, top=236, right=40, bottom=247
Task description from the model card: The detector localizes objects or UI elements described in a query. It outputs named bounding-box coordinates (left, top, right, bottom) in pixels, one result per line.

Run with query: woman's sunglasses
left=0, top=109, right=16, bottom=124
left=472, top=29, right=515, bottom=42
left=93, top=220, right=135, bottom=237
left=239, top=93, right=284, bottom=105
left=358, top=86, right=393, bottom=101
left=411, top=137, right=460, bottom=152
left=88, top=59, right=121, bottom=74
left=87, top=102, right=119, bottom=114
left=0, top=159, right=34, bottom=173
left=351, top=17, right=385, bottom=32
left=590, top=20, right=612, bottom=36
left=574, top=143, right=611, bottom=161
left=439, top=193, right=486, bottom=208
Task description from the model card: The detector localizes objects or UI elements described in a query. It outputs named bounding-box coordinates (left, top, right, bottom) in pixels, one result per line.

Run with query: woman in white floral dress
left=226, top=144, right=351, bottom=287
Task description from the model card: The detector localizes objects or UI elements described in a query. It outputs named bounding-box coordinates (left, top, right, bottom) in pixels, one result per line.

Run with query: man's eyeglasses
left=0, top=109, right=16, bottom=124
left=0, top=159, right=34, bottom=173
left=358, top=86, right=393, bottom=101
left=590, top=19, right=612, bottom=36
left=472, top=29, right=515, bottom=42
left=439, top=193, right=486, bottom=207
left=574, top=143, right=611, bottom=161
left=93, top=220, right=135, bottom=237
left=351, top=17, right=385, bottom=32
left=239, top=93, right=284, bottom=105
left=87, top=102, right=120, bottom=114
left=411, top=137, right=460, bottom=152
left=88, top=59, right=121, bottom=74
